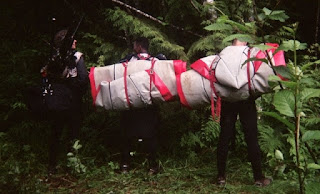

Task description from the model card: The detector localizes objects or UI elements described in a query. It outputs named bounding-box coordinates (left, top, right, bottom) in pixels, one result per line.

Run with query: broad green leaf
left=216, top=15, right=229, bottom=22
left=282, top=26, right=295, bottom=34
left=252, top=44, right=275, bottom=51
left=273, top=66, right=293, bottom=79
left=268, top=10, right=289, bottom=22
left=301, top=88, right=320, bottom=101
left=67, top=152, right=74, bottom=157
left=302, top=130, right=320, bottom=141
left=275, top=150, right=284, bottom=160
left=241, top=57, right=268, bottom=67
left=262, top=111, right=295, bottom=131
left=279, top=40, right=307, bottom=52
left=223, top=34, right=255, bottom=44
left=73, top=140, right=82, bottom=150
left=307, top=163, right=320, bottom=170
left=268, top=75, right=282, bottom=82
left=262, top=8, right=289, bottom=22
left=279, top=80, right=297, bottom=89
left=273, top=90, right=295, bottom=117
left=262, top=7, right=272, bottom=15
left=257, top=13, right=266, bottom=21
left=204, top=23, right=232, bottom=31
left=224, top=20, right=253, bottom=33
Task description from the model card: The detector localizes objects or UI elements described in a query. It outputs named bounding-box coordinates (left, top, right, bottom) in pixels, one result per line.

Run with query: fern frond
left=105, top=8, right=187, bottom=60
left=259, top=124, right=285, bottom=154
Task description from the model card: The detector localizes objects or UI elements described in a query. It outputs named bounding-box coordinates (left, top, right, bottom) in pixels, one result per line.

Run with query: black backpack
left=26, top=77, right=73, bottom=114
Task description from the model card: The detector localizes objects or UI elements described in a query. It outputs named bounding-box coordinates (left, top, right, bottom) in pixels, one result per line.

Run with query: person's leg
left=217, top=101, right=238, bottom=179
left=120, top=111, right=133, bottom=172
left=48, top=111, right=65, bottom=173
left=66, top=109, right=81, bottom=146
left=238, top=99, right=263, bottom=181
left=144, top=136, right=158, bottom=167
left=120, top=135, right=131, bottom=162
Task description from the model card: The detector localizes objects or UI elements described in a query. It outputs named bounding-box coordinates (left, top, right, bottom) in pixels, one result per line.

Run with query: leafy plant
left=265, top=25, right=320, bottom=193
left=67, top=140, right=87, bottom=174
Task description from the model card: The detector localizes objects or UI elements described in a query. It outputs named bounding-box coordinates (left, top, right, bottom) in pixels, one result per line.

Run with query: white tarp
left=178, top=44, right=286, bottom=108
left=89, top=60, right=186, bottom=109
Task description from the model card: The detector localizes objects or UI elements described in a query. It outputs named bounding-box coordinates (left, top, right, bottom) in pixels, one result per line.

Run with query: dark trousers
left=121, top=135, right=158, bottom=167
left=217, top=99, right=263, bottom=180
left=48, top=109, right=81, bottom=169
left=120, top=108, right=159, bottom=167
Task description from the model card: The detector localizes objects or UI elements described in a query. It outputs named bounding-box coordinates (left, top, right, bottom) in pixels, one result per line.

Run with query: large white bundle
left=177, top=44, right=286, bottom=108
left=89, top=60, right=186, bottom=109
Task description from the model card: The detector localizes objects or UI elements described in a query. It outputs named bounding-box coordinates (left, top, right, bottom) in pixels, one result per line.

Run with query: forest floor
left=33, top=155, right=300, bottom=194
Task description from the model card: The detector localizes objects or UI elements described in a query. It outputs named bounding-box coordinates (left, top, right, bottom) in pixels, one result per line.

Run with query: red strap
left=122, top=62, right=131, bottom=108
left=146, top=69, right=174, bottom=101
left=247, top=49, right=252, bottom=95
left=209, top=69, right=220, bottom=120
left=146, top=59, right=175, bottom=101
left=148, top=59, right=156, bottom=102
left=89, top=66, right=100, bottom=106
left=190, top=59, right=211, bottom=79
left=174, top=60, right=191, bottom=108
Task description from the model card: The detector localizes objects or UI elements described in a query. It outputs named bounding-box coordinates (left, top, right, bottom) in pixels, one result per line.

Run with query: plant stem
left=293, top=38, right=305, bottom=194
left=294, top=114, right=304, bottom=194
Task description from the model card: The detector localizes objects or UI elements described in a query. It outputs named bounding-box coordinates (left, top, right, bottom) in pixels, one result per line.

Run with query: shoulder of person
left=119, top=53, right=135, bottom=63
left=74, top=51, right=83, bottom=63
left=155, top=53, right=167, bottom=60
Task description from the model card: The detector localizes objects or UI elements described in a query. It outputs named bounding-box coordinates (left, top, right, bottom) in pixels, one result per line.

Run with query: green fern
left=258, top=124, right=285, bottom=155
left=105, top=8, right=187, bottom=60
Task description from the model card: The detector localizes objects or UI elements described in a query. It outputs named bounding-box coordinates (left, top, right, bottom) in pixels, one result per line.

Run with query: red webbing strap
left=122, top=62, right=131, bottom=108
left=146, top=59, right=175, bottom=101
left=174, top=60, right=191, bottom=108
left=190, top=59, right=211, bottom=79
left=148, top=59, right=156, bottom=102
left=247, top=49, right=252, bottom=96
left=89, top=66, right=99, bottom=106
left=208, top=60, right=221, bottom=120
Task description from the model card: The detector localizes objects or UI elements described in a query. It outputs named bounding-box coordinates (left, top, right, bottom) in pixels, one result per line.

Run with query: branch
left=190, top=0, right=201, bottom=14
left=111, top=0, right=202, bottom=38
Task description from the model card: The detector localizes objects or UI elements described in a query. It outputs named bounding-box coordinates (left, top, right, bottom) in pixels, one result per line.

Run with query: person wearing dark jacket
left=119, top=37, right=166, bottom=175
left=216, top=39, right=271, bottom=186
left=44, top=29, right=88, bottom=174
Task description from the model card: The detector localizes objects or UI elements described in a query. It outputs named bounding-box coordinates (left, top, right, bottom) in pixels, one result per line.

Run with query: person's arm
left=76, top=56, right=88, bottom=87
left=67, top=56, right=88, bottom=94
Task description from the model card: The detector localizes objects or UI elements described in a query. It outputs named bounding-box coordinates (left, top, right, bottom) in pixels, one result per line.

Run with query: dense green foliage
left=1, top=0, right=319, bottom=193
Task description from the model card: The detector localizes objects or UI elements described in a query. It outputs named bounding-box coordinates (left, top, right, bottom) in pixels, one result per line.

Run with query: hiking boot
left=254, top=177, right=272, bottom=187
left=120, top=164, right=130, bottom=174
left=216, top=176, right=226, bottom=186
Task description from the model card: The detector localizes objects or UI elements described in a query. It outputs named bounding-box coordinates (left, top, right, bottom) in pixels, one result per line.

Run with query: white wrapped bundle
left=90, top=60, right=186, bottom=109
left=177, top=43, right=286, bottom=108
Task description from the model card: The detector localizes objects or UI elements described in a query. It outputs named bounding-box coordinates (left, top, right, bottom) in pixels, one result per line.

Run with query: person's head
left=232, top=39, right=247, bottom=46
left=53, top=29, right=77, bottom=49
left=133, top=37, right=149, bottom=53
